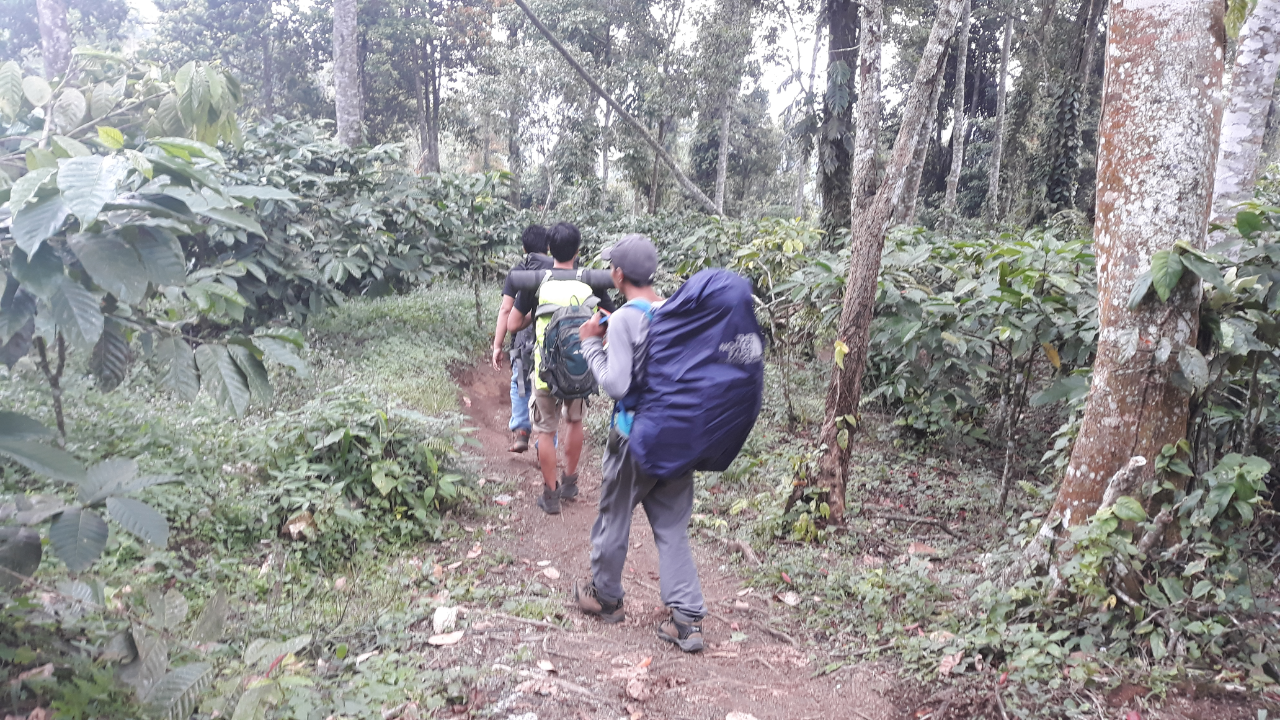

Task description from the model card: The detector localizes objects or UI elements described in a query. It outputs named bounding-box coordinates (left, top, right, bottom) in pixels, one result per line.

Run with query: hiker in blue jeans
left=574, top=234, right=707, bottom=653
left=490, top=226, right=552, bottom=453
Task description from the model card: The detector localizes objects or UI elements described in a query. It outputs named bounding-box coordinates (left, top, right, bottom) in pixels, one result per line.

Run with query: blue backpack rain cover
left=629, top=269, right=765, bottom=480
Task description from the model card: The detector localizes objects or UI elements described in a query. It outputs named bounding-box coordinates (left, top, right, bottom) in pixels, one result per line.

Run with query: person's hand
left=491, top=345, right=504, bottom=371
left=579, top=310, right=607, bottom=341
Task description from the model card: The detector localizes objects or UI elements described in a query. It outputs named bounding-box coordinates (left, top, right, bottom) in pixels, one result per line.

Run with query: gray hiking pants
left=589, top=431, right=706, bottom=623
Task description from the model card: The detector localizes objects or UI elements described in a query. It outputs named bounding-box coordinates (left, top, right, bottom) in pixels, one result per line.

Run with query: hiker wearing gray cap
left=573, top=234, right=708, bottom=653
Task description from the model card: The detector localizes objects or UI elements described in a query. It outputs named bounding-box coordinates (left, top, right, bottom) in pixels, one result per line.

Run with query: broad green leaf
left=50, top=508, right=109, bottom=572
left=154, top=336, right=199, bottom=401
left=198, top=206, right=264, bottom=235
left=26, top=147, right=57, bottom=171
left=107, top=497, right=169, bottom=547
left=21, top=75, right=52, bottom=107
left=1177, top=346, right=1209, bottom=392
left=228, top=344, right=272, bottom=403
left=1029, top=374, right=1089, bottom=407
left=90, top=317, right=130, bottom=391
left=251, top=336, right=308, bottom=377
left=195, top=344, right=251, bottom=416
left=189, top=589, right=228, bottom=643
left=8, top=166, right=56, bottom=212
left=145, top=662, right=212, bottom=720
left=833, top=339, right=848, bottom=369
left=51, top=135, right=91, bottom=158
left=224, top=185, right=297, bottom=201
left=58, top=155, right=128, bottom=228
left=1235, top=209, right=1264, bottom=237
left=1112, top=495, right=1147, bottom=522
left=0, top=526, right=42, bottom=590
left=52, top=88, right=87, bottom=133
left=1190, top=579, right=1214, bottom=599
left=69, top=231, right=150, bottom=304
left=10, top=243, right=64, bottom=298
left=0, top=62, right=22, bottom=118
left=90, top=79, right=123, bottom=120
left=1149, top=250, right=1184, bottom=302
left=120, top=627, right=168, bottom=699
left=78, top=457, right=138, bottom=503
left=231, top=682, right=283, bottom=720
left=50, top=277, right=104, bottom=350
left=0, top=411, right=52, bottom=439
left=116, top=473, right=178, bottom=496
left=155, top=93, right=183, bottom=134
left=148, top=153, right=220, bottom=190
left=151, top=137, right=224, bottom=165
left=124, top=149, right=153, bottom=179
left=244, top=634, right=311, bottom=669
left=255, top=327, right=304, bottom=347
left=132, top=226, right=187, bottom=287
left=97, top=126, right=125, bottom=150
left=11, top=193, right=70, bottom=254
left=146, top=587, right=188, bottom=630
left=1178, top=251, right=1228, bottom=292
left=0, top=438, right=86, bottom=483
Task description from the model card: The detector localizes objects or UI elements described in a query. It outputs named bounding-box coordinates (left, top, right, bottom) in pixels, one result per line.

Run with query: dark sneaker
left=657, top=616, right=704, bottom=653
left=537, top=484, right=561, bottom=515
left=574, top=580, right=625, bottom=624
left=559, top=472, right=579, bottom=500
left=509, top=430, right=530, bottom=453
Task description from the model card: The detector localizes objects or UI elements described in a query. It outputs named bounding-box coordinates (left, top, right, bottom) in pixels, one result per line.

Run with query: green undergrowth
left=0, top=282, right=498, bottom=718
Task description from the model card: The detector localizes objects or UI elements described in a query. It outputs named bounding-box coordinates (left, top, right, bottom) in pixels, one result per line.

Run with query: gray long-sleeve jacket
left=581, top=303, right=654, bottom=401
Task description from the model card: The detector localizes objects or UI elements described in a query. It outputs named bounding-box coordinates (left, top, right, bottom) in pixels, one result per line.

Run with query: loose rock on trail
left=437, top=363, right=904, bottom=720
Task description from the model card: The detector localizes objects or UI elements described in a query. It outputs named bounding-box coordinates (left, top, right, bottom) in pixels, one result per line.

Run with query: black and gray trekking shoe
left=574, top=580, right=625, bottom=624
left=657, top=615, right=704, bottom=653
left=559, top=472, right=579, bottom=500
left=537, top=484, right=560, bottom=515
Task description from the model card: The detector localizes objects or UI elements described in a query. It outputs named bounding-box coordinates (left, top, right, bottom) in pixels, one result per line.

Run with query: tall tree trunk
left=804, top=0, right=965, bottom=521
left=420, top=41, right=441, bottom=174
left=850, top=0, right=883, bottom=215
left=897, top=51, right=949, bottom=225
left=942, top=0, right=972, bottom=223
left=985, top=12, right=1013, bottom=223
left=1212, top=0, right=1280, bottom=241
left=333, top=0, right=363, bottom=147
left=820, top=0, right=860, bottom=234
left=507, top=26, right=523, bottom=204
left=602, top=103, right=613, bottom=189
left=36, top=0, right=71, bottom=80
left=649, top=118, right=668, bottom=213
left=1033, top=0, right=1225, bottom=567
left=261, top=25, right=275, bottom=117
left=714, top=95, right=732, bottom=214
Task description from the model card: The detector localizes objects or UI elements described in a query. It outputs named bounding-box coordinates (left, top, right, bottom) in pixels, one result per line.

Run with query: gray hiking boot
left=657, top=615, right=704, bottom=653
left=559, top=472, right=579, bottom=500
left=574, top=580, right=624, bottom=624
left=537, top=484, right=560, bottom=515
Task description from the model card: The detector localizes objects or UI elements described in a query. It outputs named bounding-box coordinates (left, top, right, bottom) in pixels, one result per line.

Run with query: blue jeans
left=509, top=361, right=532, bottom=433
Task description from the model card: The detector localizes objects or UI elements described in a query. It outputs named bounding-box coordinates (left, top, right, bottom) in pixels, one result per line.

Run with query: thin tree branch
left=510, top=0, right=720, bottom=215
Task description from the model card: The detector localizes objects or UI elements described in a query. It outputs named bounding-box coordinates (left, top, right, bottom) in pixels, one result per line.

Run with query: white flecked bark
left=1211, top=0, right=1280, bottom=241
left=850, top=0, right=883, bottom=215
left=1041, top=0, right=1225, bottom=555
left=942, top=0, right=971, bottom=221
left=333, top=0, right=363, bottom=147
left=36, top=0, right=71, bottom=80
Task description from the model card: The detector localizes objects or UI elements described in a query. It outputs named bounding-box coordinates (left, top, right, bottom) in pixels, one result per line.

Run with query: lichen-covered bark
left=984, top=14, right=1013, bottom=223
left=333, top=0, right=363, bottom=148
left=1041, top=0, right=1225, bottom=554
left=942, top=0, right=971, bottom=221
left=896, top=52, right=948, bottom=225
left=1212, top=0, right=1280, bottom=237
left=849, top=0, right=883, bottom=215
left=819, top=0, right=860, bottom=234
left=36, top=0, right=71, bottom=80
left=809, top=0, right=964, bottom=521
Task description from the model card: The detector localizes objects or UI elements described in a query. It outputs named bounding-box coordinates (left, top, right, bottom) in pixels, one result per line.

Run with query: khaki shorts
left=530, top=386, right=585, bottom=435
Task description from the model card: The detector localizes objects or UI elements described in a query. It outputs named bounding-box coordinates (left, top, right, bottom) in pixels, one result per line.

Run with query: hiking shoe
left=574, top=580, right=625, bottom=624
left=657, top=616, right=704, bottom=653
left=537, top=484, right=560, bottom=515
left=509, top=430, right=530, bottom=453
left=559, top=472, right=579, bottom=500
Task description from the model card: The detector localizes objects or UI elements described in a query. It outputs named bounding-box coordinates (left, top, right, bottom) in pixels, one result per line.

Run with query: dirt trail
left=449, top=363, right=905, bottom=720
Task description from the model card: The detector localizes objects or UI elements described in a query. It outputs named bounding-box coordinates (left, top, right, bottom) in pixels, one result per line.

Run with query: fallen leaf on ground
left=537, top=560, right=551, bottom=566
left=627, top=704, right=644, bottom=720
left=938, top=651, right=964, bottom=676
left=726, top=713, right=759, bottom=720
left=626, top=678, right=651, bottom=701
left=446, top=561, right=462, bottom=570
left=493, top=494, right=514, bottom=506
left=542, top=567, right=560, bottom=580
left=515, top=679, right=557, bottom=696
left=462, top=396, right=471, bottom=407
left=537, top=659, right=555, bottom=672
left=637, top=656, right=652, bottom=668
left=733, top=600, right=749, bottom=611
left=780, top=572, right=792, bottom=584
left=466, top=544, right=482, bottom=559
left=462, top=526, right=475, bottom=532
left=284, top=510, right=317, bottom=540
left=1125, top=712, right=1141, bottom=720
left=777, top=591, right=801, bottom=607
left=17, top=664, right=53, bottom=681
left=356, top=650, right=380, bottom=664
left=432, top=564, right=444, bottom=579
left=909, top=542, right=939, bottom=556
left=736, top=588, right=752, bottom=596
left=432, top=606, right=458, bottom=634
left=427, top=631, right=465, bottom=646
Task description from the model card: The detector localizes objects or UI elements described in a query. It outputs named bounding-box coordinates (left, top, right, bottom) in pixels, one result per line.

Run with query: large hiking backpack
left=537, top=278, right=598, bottom=400
left=628, top=269, right=764, bottom=480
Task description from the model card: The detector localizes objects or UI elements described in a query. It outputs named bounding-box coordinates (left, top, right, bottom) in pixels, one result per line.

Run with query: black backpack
left=537, top=282, right=598, bottom=400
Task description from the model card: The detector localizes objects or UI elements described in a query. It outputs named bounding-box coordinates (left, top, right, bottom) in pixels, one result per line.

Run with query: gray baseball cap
left=602, top=234, right=658, bottom=285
